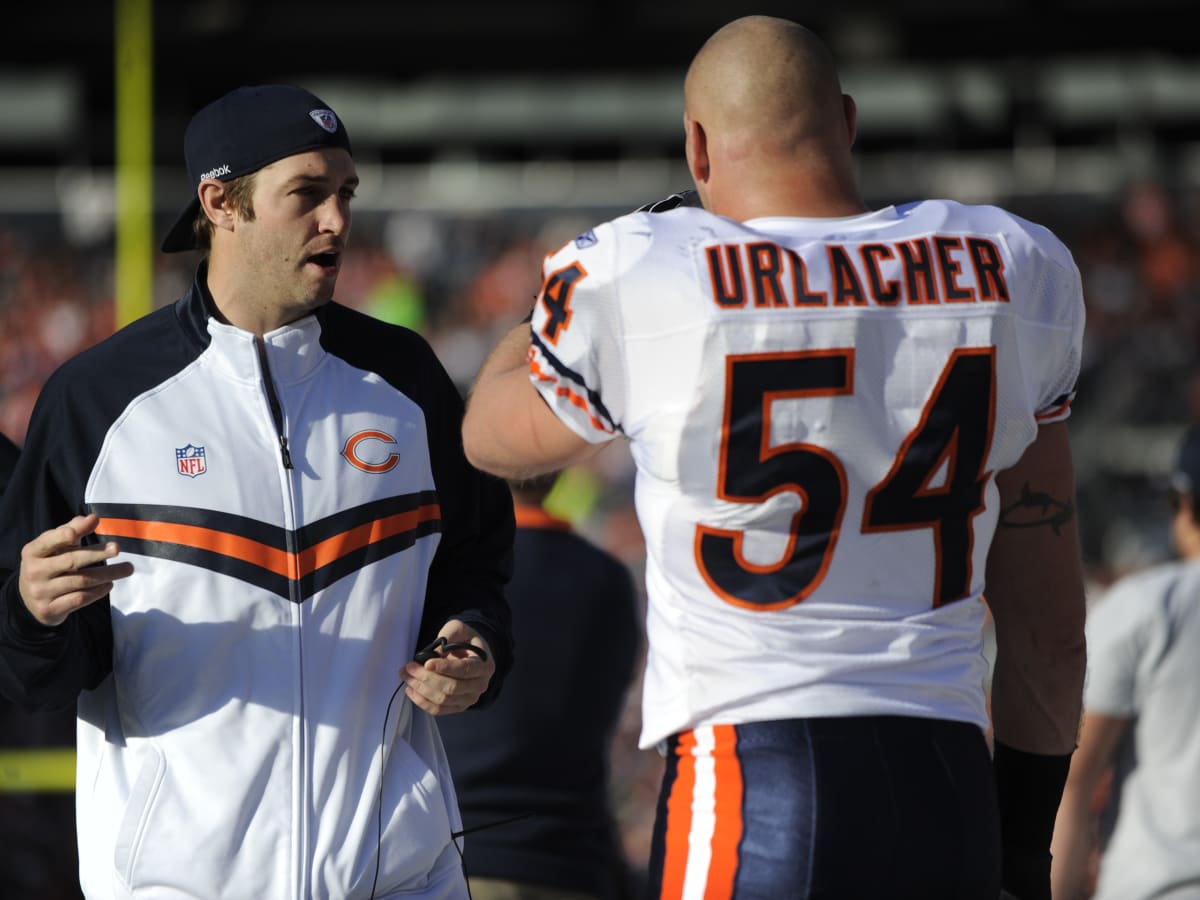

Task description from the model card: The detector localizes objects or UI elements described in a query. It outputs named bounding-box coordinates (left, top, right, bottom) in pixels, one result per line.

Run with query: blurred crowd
left=1, top=175, right=1199, bottom=895
left=6, top=179, right=1200, bottom=578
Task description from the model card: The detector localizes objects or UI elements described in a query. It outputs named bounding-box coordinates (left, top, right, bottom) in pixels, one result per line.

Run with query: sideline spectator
left=1051, top=426, right=1200, bottom=900
left=440, top=471, right=642, bottom=900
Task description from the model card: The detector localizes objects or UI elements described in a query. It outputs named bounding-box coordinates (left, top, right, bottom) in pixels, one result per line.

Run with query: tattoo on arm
left=999, top=482, right=1075, bottom=535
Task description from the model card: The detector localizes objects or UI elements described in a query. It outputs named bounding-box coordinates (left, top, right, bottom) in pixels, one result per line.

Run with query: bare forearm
left=988, top=427, right=1088, bottom=900
left=990, top=619, right=1086, bottom=754
left=1049, top=785, right=1096, bottom=900
left=463, top=323, right=597, bottom=479
left=989, top=569, right=1087, bottom=754
left=987, top=424, right=1087, bottom=754
left=464, top=324, right=539, bottom=475
left=1050, top=712, right=1128, bottom=900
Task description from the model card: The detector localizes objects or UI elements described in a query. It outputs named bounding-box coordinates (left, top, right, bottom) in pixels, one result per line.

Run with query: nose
left=319, top=194, right=351, bottom=235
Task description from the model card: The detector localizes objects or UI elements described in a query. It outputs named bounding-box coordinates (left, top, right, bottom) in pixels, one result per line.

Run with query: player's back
left=529, top=199, right=1084, bottom=747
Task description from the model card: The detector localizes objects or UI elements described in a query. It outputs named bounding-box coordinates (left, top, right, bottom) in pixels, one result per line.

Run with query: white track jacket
left=0, top=266, right=514, bottom=899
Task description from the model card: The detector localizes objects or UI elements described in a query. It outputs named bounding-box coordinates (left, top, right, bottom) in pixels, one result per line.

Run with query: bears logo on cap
left=310, top=109, right=339, bottom=133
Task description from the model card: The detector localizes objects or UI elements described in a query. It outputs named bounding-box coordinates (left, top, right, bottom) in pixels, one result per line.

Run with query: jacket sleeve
left=416, top=342, right=515, bottom=707
left=0, top=370, right=115, bottom=711
left=0, top=433, right=18, bottom=496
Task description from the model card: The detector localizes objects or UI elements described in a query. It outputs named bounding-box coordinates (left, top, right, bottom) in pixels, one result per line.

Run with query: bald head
left=682, top=16, right=863, bottom=219
left=685, top=16, right=846, bottom=155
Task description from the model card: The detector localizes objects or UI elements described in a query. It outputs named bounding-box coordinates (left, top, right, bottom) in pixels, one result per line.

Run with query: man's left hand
left=400, top=620, right=494, bottom=715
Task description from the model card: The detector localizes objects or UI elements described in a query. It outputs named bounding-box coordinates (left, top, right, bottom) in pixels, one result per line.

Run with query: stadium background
left=3, top=0, right=1199, bottom=894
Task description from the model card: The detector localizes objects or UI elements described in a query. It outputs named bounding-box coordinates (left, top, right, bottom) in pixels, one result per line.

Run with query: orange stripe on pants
left=660, top=726, right=745, bottom=899
left=706, top=724, right=744, bottom=898
left=661, top=730, right=698, bottom=899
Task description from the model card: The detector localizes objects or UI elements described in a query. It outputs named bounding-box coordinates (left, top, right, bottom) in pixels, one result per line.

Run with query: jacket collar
left=175, top=260, right=329, bottom=385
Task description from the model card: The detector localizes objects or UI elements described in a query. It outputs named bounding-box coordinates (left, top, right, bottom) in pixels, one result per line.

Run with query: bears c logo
left=341, top=430, right=400, bottom=474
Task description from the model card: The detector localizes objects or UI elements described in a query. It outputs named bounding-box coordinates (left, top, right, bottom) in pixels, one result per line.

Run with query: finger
left=54, top=542, right=125, bottom=578
left=414, top=665, right=493, bottom=703
left=404, top=682, right=481, bottom=716
left=22, top=546, right=116, bottom=593
left=422, top=652, right=492, bottom=674
left=25, top=514, right=102, bottom=558
left=403, top=661, right=462, bottom=697
left=35, top=583, right=121, bottom=627
left=59, top=561, right=136, bottom=592
left=29, top=543, right=124, bottom=587
left=405, top=685, right=473, bottom=716
left=441, top=644, right=490, bottom=663
left=401, top=663, right=486, bottom=712
left=402, top=674, right=454, bottom=713
left=21, top=555, right=134, bottom=625
left=434, top=620, right=491, bottom=658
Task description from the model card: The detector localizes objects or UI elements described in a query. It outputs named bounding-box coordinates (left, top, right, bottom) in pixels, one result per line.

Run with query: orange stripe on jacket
left=99, top=518, right=294, bottom=577
left=706, top=725, right=744, bottom=897
left=98, top=503, right=440, bottom=579
left=297, top=505, right=440, bottom=573
left=661, top=730, right=699, bottom=900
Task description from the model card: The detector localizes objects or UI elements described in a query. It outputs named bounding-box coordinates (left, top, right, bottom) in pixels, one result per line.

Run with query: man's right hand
left=18, top=513, right=134, bottom=626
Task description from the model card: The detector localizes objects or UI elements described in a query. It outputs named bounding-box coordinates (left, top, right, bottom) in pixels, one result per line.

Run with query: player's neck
left=712, top=168, right=867, bottom=222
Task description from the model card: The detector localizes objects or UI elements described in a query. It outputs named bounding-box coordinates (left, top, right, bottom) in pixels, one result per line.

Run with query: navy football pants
left=645, top=716, right=1002, bottom=899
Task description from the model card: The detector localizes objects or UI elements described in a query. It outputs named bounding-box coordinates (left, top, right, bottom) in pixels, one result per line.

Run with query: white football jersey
left=528, top=200, right=1084, bottom=749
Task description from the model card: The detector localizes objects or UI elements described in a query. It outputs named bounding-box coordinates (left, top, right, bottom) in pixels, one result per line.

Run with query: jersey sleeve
left=1034, top=259, right=1083, bottom=424
left=1021, top=225, right=1086, bottom=425
left=527, top=221, right=631, bottom=445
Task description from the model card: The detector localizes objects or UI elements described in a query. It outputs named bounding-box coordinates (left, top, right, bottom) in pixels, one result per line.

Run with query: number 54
left=695, top=347, right=996, bottom=611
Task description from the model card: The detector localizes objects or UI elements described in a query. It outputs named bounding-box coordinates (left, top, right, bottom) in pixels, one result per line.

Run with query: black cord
left=367, top=676, right=535, bottom=900
left=451, top=828, right=474, bottom=900
left=453, top=811, right=536, bottom=840
left=450, top=811, right=537, bottom=900
left=368, top=682, right=405, bottom=900
left=368, top=639, right=492, bottom=899
left=413, top=636, right=489, bottom=665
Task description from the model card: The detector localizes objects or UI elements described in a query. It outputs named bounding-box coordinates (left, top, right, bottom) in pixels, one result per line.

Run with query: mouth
left=305, top=251, right=341, bottom=275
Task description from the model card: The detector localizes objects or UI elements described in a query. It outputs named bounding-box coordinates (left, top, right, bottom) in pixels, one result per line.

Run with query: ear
left=1172, top=493, right=1200, bottom=559
left=1182, top=493, right=1200, bottom=525
left=842, top=94, right=858, bottom=147
left=684, top=115, right=710, bottom=186
left=198, top=180, right=238, bottom=236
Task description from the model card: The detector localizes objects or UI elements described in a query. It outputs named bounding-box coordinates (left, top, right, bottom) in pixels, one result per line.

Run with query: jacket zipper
left=254, top=336, right=294, bottom=470
left=253, top=334, right=307, bottom=898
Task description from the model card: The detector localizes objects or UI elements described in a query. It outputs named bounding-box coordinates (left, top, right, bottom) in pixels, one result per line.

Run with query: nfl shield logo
left=176, top=444, right=207, bottom=478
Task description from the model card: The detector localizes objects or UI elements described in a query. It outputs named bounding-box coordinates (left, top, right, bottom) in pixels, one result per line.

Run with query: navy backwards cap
left=161, top=84, right=352, bottom=253
left=1170, top=425, right=1200, bottom=500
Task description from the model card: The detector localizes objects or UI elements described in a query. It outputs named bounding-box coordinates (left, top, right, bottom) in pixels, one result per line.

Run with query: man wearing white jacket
left=0, top=84, right=514, bottom=899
